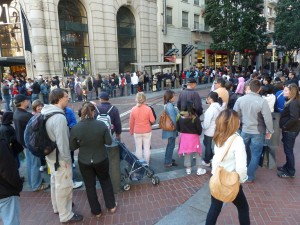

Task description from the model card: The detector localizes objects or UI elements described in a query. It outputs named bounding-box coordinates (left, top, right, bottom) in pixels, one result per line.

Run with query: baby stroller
left=119, top=142, right=160, bottom=191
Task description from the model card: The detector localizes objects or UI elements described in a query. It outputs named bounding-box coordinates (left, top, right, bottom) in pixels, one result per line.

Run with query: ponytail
left=80, top=102, right=95, bottom=120
left=217, top=97, right=223, bottom=106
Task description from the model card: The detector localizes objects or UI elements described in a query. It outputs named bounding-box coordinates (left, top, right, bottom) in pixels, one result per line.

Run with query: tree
left=204, top=0, right=269, bottom=68
left=274, top=0, right=300, bottom=66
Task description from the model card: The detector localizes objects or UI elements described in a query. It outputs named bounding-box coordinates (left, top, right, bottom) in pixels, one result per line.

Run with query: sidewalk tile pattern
left=18, top=175, right=208, bottom=225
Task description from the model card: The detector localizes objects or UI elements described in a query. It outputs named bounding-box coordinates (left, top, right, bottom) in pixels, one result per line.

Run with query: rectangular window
left=182, top=0, right=188, bottom=2
left=182, top=11, right=188, bottom=28
left=194, top=14, right=199, bottom=29
left=194, top=0, right=199, bottom=5
left=267, top=7, right=272, bottom=15
left=166, top=7, right=172, bottom=25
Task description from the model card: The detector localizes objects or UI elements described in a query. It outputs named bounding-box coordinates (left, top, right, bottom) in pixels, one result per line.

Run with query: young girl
left=177, top=101, right=206, bottom=175
left=202, top=92, right=225, bottom=166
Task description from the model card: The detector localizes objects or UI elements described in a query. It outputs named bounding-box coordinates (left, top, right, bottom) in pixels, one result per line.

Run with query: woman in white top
left=261, top=86, right=276, bottom=112
left=202, top=92, right=225, bottom=166
left=206, top=109, right=249, bottom=225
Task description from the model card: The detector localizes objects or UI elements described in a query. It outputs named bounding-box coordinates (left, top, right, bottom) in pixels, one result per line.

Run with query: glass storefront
left=58, top=0, right=90, bottom=76
left=0, top=0, right=26, bottom=79
left=117, top=7, right=137, bottom=73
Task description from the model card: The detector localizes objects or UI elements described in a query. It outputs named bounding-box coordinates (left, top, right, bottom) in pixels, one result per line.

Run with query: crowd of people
left=0, top=65, right=299, bottom=224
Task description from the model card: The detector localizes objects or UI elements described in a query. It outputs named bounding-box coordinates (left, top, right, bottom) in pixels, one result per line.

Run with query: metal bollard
left=107, top=145, right=121, bottom=194
left=268, top=112, right=281, bottom=169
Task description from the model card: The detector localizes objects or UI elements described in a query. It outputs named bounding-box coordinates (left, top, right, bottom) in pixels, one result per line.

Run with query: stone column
left=29, top=0, right=50, bottom=77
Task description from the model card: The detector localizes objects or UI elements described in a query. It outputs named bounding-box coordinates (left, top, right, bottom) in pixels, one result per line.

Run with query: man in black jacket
left=13, top=94, right=49, bottom=191
left=0, top=138, right=23, bottom=225
left=177, top=78, right=203, bottom=117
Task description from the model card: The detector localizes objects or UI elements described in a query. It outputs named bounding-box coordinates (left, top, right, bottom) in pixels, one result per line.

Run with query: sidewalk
left=3, top=83, right=300, bottom=225
left=16, top=135, right=300, bottom=225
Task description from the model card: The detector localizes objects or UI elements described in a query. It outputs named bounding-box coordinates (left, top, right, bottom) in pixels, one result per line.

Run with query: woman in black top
left=69, top=102, right=117, bottom=217
left=278, top=83, right=300, bottom=178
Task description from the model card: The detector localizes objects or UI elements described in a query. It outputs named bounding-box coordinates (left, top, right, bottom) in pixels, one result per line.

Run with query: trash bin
left=107, top=145, right=121, bottom=194
left=268, top=112, right=281, bottom=169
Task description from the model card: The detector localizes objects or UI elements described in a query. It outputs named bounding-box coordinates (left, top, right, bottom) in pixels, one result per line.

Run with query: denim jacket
left=162, top=102, right=178, bottom=139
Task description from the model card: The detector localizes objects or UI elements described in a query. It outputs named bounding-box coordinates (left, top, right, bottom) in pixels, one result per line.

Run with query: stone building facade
left=20, top=0, right=158, bottom=78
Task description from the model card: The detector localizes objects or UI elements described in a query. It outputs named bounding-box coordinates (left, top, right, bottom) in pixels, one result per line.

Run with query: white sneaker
left=197, top=168, right=207, bottom=176
left=73, top=181, right=83, bottom=189
left=202, top=160, right=211, bottom=167
left=39, top=166, right=46, bottom=172
left=186, top=168, right=192, bottom=175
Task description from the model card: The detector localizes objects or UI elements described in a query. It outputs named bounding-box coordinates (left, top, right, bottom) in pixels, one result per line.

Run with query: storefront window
left=58, top=0, right=90, bottom=76
left=0, top=0, right=23, bottom=57
left=117, top=7, right=136, bottom=73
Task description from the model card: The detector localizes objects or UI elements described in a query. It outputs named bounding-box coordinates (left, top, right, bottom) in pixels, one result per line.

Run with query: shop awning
left=131, top=62, right=180, bottom=67
left=0, top=57, right=25, bottom=66
left=164, top=48, right=179, bottom=56
left=206, top=49, right=228, bottom=55
left=182, top=45, right=194, bottom=56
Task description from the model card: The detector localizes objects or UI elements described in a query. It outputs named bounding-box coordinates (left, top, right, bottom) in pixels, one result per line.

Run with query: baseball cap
left=14, top=94, right=30, bottom=104
left=99, top=92, right=109, bottom=100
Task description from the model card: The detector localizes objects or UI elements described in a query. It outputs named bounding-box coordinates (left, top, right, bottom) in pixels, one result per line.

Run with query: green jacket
left=69, top=119, right=112, bottom=164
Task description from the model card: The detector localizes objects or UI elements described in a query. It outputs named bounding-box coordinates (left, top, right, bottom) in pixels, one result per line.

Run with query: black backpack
left=24, top=112, right=64, bottom=158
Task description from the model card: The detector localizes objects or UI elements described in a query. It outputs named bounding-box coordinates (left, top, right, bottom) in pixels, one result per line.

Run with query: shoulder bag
left=159, top=107, right=176, bottom=131
left=209, top=134, right=240, bottom=203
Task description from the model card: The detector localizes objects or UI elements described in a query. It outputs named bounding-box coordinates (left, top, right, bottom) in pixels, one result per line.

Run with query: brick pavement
left=215, top=137, right=300, bottom=225
left=18, top=174, right=208, bottom=225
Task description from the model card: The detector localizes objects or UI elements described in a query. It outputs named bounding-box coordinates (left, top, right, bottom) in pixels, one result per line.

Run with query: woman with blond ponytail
left=129, top=92, right=156, bottom=165
left=69, top=102, right=117, bottom=218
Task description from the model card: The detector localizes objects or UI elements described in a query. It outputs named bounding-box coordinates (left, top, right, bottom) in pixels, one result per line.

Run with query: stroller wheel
left=123, top=184, right=130, bottom=191
left=151, top=176, right=160, bottom=185
left=146, top=168, right=155, bottom=178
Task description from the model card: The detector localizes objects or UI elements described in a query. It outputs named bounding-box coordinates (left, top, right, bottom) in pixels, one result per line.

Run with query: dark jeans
left=164, top=137, right=176, bottom=165
left=281, top=131, right=299, bottom=176
left=206, top=185, right=250, bottom=225
left=78, top=158, right=116, bottom=215
left=203, top=135, right=213, bottom=164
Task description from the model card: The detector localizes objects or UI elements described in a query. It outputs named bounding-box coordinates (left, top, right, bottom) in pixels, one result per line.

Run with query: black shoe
left=63, top=214, right=83, bottom=224
left=277, top=171, right=295, bottom=178
left=277, top=166, right=285, bottom=172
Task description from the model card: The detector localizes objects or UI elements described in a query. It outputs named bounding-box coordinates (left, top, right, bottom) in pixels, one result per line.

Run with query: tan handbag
left=209, top=134, right=240, bottom=203
left=159, top=109, right=176, bottom=131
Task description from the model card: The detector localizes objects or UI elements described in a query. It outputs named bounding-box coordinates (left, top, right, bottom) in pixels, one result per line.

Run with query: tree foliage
left=274, top=0, right=300, bottom=54
left=204, top=0, right=269, bottom=65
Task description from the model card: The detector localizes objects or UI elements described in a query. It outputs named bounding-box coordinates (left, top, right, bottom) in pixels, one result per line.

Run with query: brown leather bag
left=159, top=109, right=176, bottom=131
left=209, top=134, right=240, bottom=203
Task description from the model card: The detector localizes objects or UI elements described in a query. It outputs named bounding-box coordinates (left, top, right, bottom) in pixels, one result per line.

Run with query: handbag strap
left=219, top=134, right=238, bottom=163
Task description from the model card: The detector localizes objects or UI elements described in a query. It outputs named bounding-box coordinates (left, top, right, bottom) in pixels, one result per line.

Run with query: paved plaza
left=1, top=85, right=300, bottom=225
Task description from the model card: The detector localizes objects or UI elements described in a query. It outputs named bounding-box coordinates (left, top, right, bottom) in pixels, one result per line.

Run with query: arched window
left=58, top=0, right=90, bottom=76
left=117, top=7, right=136, bottom=73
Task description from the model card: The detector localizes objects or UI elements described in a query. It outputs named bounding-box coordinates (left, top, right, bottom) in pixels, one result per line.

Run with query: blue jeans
left=2, top=95, right=11, bottom=111
left=126, top=83, right=131, bottom=95
left=25, top=148, right=43, bottom=191
left=31, top=93, right=39, bottom=102
left=281, top=131, right=299, bottom=176
left=133, top=84, right=138, bottom=94
left=164, top=137, right=176, bottom=165
left=0, top=196, right=20, bottom=225
left=240, top=132, right=265, bottom=181
left=43, top=94, right=49, bottom=104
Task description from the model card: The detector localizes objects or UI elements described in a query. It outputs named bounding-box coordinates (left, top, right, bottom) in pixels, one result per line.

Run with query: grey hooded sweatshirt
left=41, top=104, right=71, bottom=163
